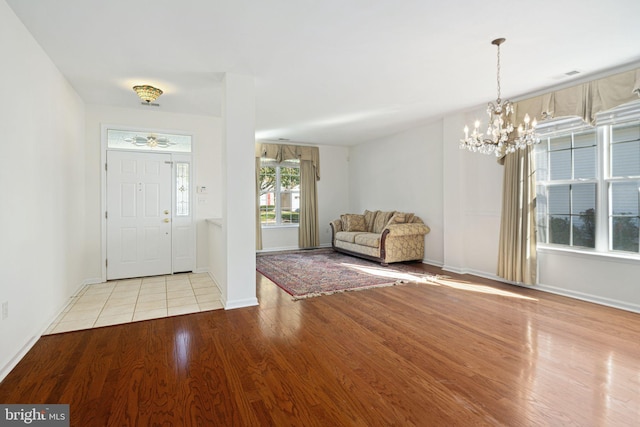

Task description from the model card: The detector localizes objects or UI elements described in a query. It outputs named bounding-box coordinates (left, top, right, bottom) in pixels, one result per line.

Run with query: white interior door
left=106, top=151, right=172, bottom=280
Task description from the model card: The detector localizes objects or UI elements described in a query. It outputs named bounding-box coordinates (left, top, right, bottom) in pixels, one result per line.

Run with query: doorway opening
left=101, top=126, right=194, bottom=281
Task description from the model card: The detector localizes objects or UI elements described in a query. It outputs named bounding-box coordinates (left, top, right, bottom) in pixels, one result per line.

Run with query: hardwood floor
left=1, top=265, right=639, bottom=426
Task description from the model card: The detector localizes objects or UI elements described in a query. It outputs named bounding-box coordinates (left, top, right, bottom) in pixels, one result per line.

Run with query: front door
left=106, top=151, right=172, bottom=280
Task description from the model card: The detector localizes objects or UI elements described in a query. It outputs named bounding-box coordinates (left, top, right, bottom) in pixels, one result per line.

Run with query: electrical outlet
left=2, top=301, right=7, bottom=320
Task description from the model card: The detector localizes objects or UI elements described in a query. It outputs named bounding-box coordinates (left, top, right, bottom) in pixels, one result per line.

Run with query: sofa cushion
left=354, top=233, right=381, bottom=248
left=387, top=212, right=406, bottom=226
left=341, top=214, right=367, bottom=232
left=363, top=210, right=378, bottom=232
left=335, top=231, right=364, bottom=243
left=386, top=212, right=414, bottom=227
left=335, top=239, right=380, bottom=258
left=409, top=216, right=424, bottom=224
left=372, top=211, right=394, bottom=233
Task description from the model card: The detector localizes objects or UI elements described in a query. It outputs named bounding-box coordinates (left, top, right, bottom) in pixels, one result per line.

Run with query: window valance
left=255, top=143, right=320, bottom=181
left=514, top=68, right=640, bottom=125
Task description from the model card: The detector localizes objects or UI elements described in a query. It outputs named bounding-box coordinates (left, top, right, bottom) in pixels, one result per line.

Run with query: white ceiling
left=7, top=0, right=640, bottom=146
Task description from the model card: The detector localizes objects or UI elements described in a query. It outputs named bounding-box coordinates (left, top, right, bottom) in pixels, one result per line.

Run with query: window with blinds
left=537, top=130, right=597, bottom=248
left=609, top=123, right=640, bottom=252
left=535, top=104, right=640, bottom=255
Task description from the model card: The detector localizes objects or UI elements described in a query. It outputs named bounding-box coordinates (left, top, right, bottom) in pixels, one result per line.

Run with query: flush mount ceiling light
left=132, top=85, right=163, bottom=104
left=460, top=38, right=539, bottom=157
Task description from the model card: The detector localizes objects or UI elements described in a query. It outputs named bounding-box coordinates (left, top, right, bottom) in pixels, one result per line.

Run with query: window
left=536, top=130, right=597, bottom=248
left=610, top=123, right=640, bottom=252
left=535, top=104, right=640, bottom=255
left=176, top=162, right=190, bottom=216
left=106, top=129, right=192, bottom=153
left=259, top=159, right=300, bottom=226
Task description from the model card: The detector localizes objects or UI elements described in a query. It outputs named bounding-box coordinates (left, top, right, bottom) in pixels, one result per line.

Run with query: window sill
left=261, top=224, right=299, bottom=230
left=537, top=244, right=640, bottom=265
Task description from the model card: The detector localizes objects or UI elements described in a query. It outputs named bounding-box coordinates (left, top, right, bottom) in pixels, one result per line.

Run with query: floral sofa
left=330, top=210, right=430, bottom=265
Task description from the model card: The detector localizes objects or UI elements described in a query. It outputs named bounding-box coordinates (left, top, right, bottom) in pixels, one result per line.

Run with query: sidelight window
left=176, top=162, right=190, bottom=216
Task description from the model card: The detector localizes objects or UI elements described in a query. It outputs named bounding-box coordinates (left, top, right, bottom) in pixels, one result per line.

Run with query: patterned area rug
left=256, top=248, right=437, bottom=300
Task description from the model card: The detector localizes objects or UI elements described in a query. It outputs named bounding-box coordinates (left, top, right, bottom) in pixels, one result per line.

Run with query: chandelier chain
left=496, top=43, right=501, bottom=103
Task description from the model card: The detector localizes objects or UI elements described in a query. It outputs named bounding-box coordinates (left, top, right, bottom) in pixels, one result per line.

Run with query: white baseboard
left=257, top=243, right=332, bottom=254
left=257, top=246, right=299, bottom=253
left=192, top=267, right=209, bottom=274
left=422, top=258, right=444, bottom=267
left=441, top=265, right=467, bottom=275
left=206, top=270, right=224, bottom=295
left=460, top=268, right=503, bottom=283
left=0, top=280, right=86, bottom=383
left=0, top=335, right=40, bottom=383
left=205, top=269, right=258, bottom=309
left=224, top=297, right=259, bottom=310
left=83, top=277, right=104, bottom=285
left=531, top=283, right=640, bottom=314
left=435, top=265, right=640, bottom=315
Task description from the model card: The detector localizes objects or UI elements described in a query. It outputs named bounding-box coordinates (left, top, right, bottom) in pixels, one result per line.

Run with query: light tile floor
left=45, top=273, right=223, bottom=335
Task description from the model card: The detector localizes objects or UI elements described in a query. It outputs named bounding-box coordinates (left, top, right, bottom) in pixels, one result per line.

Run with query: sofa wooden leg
left=381, top=262, right=389, bottom=267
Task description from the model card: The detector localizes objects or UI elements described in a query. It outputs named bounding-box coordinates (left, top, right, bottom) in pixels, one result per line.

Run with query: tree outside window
left=259, top=160, right=300, bottom=226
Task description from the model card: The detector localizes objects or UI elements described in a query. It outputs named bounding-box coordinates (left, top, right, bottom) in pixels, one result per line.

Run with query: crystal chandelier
left=460, top=38, right=539, bottom=157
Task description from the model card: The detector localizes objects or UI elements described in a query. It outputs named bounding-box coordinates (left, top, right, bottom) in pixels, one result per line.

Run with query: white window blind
left=535, top=101, right=640, bottom=255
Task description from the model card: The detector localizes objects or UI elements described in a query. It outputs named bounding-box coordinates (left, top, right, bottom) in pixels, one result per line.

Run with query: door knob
left=164, top=218, right=170, bottom=223
left=164, top=210, right=169, bottom=215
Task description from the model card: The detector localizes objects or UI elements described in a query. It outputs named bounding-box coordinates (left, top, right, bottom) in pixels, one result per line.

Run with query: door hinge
left=105, top=259, right=108, bottom=268
left=105, top=211, right=108, bottom=219
left=105, top=163, right=108, bottom=171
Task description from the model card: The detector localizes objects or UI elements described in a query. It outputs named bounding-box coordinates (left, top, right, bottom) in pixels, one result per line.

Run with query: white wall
left=207, top=219, right=225, bottom=295
left=444, top=110, right=504, bottom=275
left=219, top=74, right=258, bottom=309
left=260, top=144, right=350, bottom=251
left=317, top=145, right=351, bottom=244
left=348, top=120, right=446, bottom=266
left=83, top=105, right=222, bottom=281
left=0, top=0, right=86, bottom=379
left=537, top=249, right=640, bottom=312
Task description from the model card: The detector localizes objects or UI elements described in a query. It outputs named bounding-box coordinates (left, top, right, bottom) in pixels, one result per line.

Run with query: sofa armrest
left=329, top=219, right=343, bottom=249
left=330, top=219, right=343, bottom=233
left=383, top=223, right=430, bottom=237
